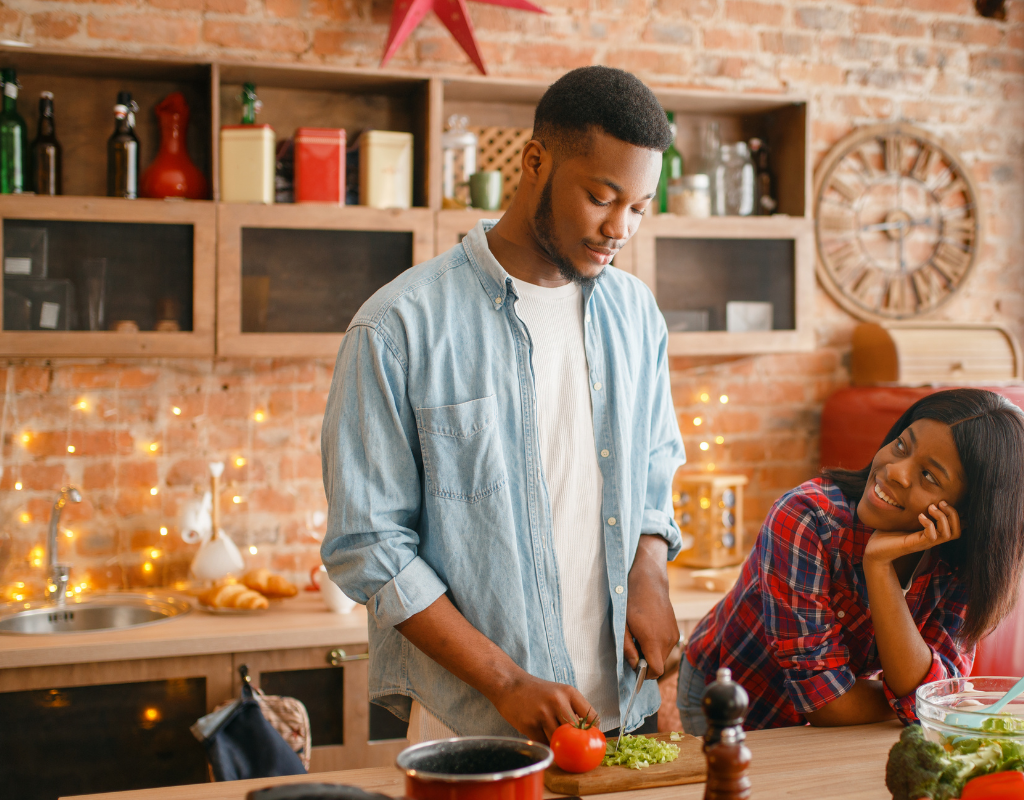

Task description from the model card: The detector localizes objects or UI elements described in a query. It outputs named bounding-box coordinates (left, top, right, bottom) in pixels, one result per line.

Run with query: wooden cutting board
left=543, top=732, right=707, bottom=795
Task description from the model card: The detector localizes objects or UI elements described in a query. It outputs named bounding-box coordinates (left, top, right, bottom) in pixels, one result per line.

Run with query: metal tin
left=294, top=127, right=346, bottom=204
left=220, top=124, right=275, bottom=204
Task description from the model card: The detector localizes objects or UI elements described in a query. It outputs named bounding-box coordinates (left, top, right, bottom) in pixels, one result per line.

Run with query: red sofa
left=820, top=386, right=1024, bottom=677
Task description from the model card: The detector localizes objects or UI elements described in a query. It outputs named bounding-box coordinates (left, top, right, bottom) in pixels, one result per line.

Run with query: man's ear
left=519, top=139, right=549, bottom=187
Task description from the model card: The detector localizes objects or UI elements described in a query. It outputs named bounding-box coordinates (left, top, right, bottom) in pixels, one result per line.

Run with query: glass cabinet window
left=240, top=227, right=413, bottom=334
left=2, top=219, right=194, bottom=333
left=655, top=238, right=795, bottom=333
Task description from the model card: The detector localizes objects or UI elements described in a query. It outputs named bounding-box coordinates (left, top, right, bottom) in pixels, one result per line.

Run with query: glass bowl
left=917, top=677, right=1024, bottom=745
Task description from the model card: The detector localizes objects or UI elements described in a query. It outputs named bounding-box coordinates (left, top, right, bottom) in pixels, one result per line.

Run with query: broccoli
left=886, top=725, right=1008, bottom=800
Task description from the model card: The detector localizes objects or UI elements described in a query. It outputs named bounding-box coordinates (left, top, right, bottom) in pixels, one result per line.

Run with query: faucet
left=46, top=486, right=81, bottom=606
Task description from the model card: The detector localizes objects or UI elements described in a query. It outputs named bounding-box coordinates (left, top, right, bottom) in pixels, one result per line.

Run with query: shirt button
left=601, top=449, right=610, bottom=458
left=607, top=517, right=616, bottom=526
left=494, top=297, right=502, bottom=306
left=837, top=610, right=846, bottom=619
left=594, top=382, right=603, bottom=391
left=615, top=585, right=624, bottom=594
left=585, top=314, right=591, bottom=323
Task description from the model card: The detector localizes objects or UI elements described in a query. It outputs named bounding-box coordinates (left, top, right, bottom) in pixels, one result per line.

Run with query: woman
left=679, top=388, right=1024, bottom=731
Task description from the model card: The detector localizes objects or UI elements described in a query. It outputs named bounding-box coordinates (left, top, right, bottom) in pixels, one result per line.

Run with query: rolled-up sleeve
left=759, top=492, right=855, bottom=715
left=883, top=582, right=974, bottom=724
left=641, top=316, right=686, bottom=559
left=320, top=323, right=447, bottom=628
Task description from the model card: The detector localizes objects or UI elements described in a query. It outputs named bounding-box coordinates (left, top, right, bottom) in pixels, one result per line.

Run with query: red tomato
left=961, top=771, right=1024, bottom=800
left=550, top=716, right=607, bottom=773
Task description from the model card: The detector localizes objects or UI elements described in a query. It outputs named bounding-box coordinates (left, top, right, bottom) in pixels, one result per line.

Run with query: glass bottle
left=442, top=114, right=477, bottom=209
left=241, top=82, right=262, bottom=125
left=107, top=91, right=139, bottom=198
left=698, top=121, right=721, bottom=215
left=658, top=111, right=684, bottom=214
left=0, top=68, right=29, bottom=194
left=748, top=138, right=777, bottom=215
left=713, top=142, right=756, bottom=217
left=31, top=91, right=62, bottom=196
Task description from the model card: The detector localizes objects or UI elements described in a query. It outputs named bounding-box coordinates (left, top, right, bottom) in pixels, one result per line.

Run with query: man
left=321, top=66, right=686, bottom=743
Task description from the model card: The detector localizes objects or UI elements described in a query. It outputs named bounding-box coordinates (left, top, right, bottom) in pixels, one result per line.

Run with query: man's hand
left=490, top=673, right=597, bottom=743
left=624, top=534, right=680, bottom=679
left=864, top=501, right=961, bottom=568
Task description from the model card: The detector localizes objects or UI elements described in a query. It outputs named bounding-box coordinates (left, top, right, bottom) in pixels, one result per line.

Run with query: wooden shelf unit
left=0, top=195, right=216, bottom=357
left=0, top=45, right=813, bottom=357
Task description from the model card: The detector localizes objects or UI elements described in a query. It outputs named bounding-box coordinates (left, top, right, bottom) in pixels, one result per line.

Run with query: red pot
left=396, top=737, right=553, bottom=800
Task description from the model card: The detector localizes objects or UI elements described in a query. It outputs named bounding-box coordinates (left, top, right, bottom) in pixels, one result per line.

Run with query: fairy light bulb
left=67, top=445, right=75, bottom=454
left=149, top=443, right=159, bottom=452
left=143, top=562, right=153, bottom=573
left=20, top=433, right=30, bottom=445
left=693, top=417, right=702, bottom=426
left=150, top=487, right=159, bottom=496
left=699, top=442, right=710, bottom=451
left=159, top=527, right=168, bottom=536
left=249, top=545, right=258, bottom=555
left=172, top=406, right=181, bottom=416
left=720, top=395, right=729, bottom=404
left=699, top=393, right=710, bottom=403
left=253, top=410, right=266, bottom=422
left=14, top=481, right=22, bottom=490
left=233, top=495, right=243, bottom=504
left=715, top=436, right=725, bottom=444
left=235, top=457, right=246, bottom=467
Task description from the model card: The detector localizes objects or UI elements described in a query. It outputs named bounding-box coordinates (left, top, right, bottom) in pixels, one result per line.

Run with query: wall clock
left=814, top=122, right=981, bottom=321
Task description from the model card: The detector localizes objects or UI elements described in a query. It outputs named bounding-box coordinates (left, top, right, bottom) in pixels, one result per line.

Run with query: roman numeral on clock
left=884, top=136, right=903, bottom=174
left=931, top=242, right=971, bottom=282
left=830, top=176, right=862, bottom=203
left=942, top=214, right=976, bottom=243
left=911, top=145, right=937, bottom=182
left=934, top=176, right=967, bottom=201
left=912, top=264, right=949, bottom=308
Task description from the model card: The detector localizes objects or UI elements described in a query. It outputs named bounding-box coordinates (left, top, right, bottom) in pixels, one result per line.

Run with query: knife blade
left=614, top=645, right=648, bottom=753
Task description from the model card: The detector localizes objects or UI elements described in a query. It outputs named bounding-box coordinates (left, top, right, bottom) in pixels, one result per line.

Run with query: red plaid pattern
left=686, top=478, right=973, bottom=729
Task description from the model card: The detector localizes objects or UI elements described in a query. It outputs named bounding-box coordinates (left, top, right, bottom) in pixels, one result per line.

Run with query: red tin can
left=294, top=127, right=346, bottom=204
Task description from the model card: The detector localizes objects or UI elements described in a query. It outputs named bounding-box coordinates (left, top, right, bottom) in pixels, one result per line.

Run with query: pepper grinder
left=702, top=667, right=752, bottom=800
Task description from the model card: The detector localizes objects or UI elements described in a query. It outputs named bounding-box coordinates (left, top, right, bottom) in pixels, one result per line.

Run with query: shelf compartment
left=0, top=195, right=215, bottom=357
left=626, top=215, right=815, bottom=356
left=218, top=64, right=434, bottom=208
left=435, top=208, right=504, bottom=254
left=217, top=203, right=434, bottom=357
left=0, top=48, right=213, bottom=200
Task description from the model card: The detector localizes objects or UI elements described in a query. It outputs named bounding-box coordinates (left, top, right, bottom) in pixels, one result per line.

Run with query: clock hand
left=860, top=217, right=935, bottom=232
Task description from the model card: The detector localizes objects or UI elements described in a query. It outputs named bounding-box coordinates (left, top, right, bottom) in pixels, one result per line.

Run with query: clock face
left=814, top=123, right=981, bottom=321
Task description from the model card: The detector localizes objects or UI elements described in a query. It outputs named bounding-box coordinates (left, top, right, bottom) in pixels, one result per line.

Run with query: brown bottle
left=107, top=91, right=139, bottom=198
left=31, top=91, right=61, bottom=195
left=702, top=667, right=752, bottom=800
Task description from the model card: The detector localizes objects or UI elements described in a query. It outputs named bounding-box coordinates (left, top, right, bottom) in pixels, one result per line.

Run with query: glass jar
left=712, top=142, right=756, bottom=217
left=442, top=114, right=477, bottom=209
left=671, top=173, right=711, bottom=217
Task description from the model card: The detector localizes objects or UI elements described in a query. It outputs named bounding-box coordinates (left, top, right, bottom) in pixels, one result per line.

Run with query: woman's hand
left=863, top=501, right=961, bottom=567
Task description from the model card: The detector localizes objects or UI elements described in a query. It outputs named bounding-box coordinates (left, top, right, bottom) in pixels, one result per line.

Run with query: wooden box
left=851, top=323, right=1022, bottom=386
left=673, top=473, right=748, bottom=568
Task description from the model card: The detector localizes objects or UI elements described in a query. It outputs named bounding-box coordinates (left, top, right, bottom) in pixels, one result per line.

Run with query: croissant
left=199, top=582, right=269, bottom=610
left=242, top=568, right=297, bottom=599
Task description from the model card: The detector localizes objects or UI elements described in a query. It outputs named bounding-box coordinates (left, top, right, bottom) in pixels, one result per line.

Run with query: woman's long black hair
left=824, top=388, right=1024, bottom=646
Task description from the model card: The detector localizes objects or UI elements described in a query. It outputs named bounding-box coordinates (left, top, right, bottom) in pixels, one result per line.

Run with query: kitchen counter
left=63, top=720, right=903, bottom=800
left=0, top=569, right=729, bottom=671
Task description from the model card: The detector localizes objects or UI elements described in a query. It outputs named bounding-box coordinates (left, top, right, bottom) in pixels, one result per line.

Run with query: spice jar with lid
left=670, top=173, right=711, bottom=218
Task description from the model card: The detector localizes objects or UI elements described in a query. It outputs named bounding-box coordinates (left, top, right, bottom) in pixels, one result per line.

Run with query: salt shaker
left=702, top=667, right=752, bottom=800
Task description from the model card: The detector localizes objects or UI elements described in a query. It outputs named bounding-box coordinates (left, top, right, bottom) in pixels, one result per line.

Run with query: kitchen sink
left=0, top=593, right=191, bottom=634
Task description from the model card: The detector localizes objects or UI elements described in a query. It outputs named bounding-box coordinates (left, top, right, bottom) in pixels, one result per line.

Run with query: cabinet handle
left=327, top=648, right=369, bottom=666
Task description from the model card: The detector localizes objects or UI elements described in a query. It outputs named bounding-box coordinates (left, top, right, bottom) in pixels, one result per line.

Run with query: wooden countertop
left=0, top=569, right=728, bottom=671
left=0, top=593, right=373, bottom=670
left=64, top=720, right=903, bottom=800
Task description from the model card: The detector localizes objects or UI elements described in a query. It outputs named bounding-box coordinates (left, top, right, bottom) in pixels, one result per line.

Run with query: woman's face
left=856, top=418, right=967, bottom=532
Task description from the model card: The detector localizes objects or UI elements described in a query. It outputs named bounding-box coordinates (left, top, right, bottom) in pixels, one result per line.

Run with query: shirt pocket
left=829, top=583, right=869, bottom=638
left=415, top=396, right=509, bottom=503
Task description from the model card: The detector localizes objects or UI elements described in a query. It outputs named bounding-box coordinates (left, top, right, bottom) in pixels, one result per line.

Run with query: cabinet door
left=235, top=644, right=408, bottom=772
left=0, top=196, right=215, bottom=357
left=217, top=204, right=434, bottom=357
left=0, top=654, right=232, bottom=800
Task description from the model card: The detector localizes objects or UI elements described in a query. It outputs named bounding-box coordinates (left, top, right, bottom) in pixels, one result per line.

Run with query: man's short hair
left=533, top=66, right=673, bottom=158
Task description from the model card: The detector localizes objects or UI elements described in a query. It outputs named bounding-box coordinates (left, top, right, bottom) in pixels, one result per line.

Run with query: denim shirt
left=321, top=220, right=686, bottom=736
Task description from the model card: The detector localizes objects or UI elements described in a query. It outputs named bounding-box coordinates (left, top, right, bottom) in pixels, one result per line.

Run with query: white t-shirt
left=408, top=276, right=620, bottom=742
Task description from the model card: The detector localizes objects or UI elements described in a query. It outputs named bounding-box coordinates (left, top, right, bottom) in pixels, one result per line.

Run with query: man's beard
left=533, top=174, right=603, bottom=289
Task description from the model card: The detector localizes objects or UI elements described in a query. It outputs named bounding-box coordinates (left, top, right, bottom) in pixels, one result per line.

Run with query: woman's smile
left=873, top=482, right=903, bottom=509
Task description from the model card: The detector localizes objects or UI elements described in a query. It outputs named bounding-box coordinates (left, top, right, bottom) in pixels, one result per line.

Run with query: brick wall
left=1, top=0, right=1022, bottom=595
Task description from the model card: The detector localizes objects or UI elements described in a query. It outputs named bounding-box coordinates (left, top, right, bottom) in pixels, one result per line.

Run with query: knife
left=613, top=641, right=648, bottom=753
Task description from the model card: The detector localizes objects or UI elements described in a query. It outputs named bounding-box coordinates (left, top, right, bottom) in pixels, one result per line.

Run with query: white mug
left=311, top=565, right=356, bottom=614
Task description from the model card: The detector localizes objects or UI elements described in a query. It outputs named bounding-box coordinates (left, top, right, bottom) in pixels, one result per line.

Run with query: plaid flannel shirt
left=686, top=478, right=973, bottom=729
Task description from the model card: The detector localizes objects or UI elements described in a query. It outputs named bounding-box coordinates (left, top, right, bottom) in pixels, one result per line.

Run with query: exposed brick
left=653, top=0, right=717, bottom=19
left=933, top=19, right=1005, bottom=46
left=760, top=30, right=813, bottom=55
left=87, top=13, right=199, bottom=44
left=725, top=0, right=784, bottom=26
left=780, top=60, right=846, bottom=85
left=509, top=43, right=596, bottom=69
left=203, top=20, right=308, bottom=52
left=642, top=21, right=695, bottom=44
left=265, top=0, right=300, bottom=17
left=853, top=10, right=926, bottom=37
left=14, top=366, right=52, bottom=393
left=971, top=51, right=1024, bottom=75
left=703, top=27, right=757, bottom=50
left=31, top=10, right=81, bottom=38
left=794, top=6, right=844, bottom=30
left=605, top=47, right=692, bottom=74
left=308, top=0, right=347, bottom=17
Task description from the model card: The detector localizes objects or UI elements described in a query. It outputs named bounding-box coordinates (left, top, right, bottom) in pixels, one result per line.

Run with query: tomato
left=550, top=715, right=607, bottom=773
left=961, top=771, right=1024, bottom=800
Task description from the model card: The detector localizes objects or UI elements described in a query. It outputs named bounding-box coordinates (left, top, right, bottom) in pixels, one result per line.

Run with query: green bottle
left=0, top=68, right=29, bottom=194
left=658, top=111, right=684, bottom=214
left=241, top=82, right=262, bottom=124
